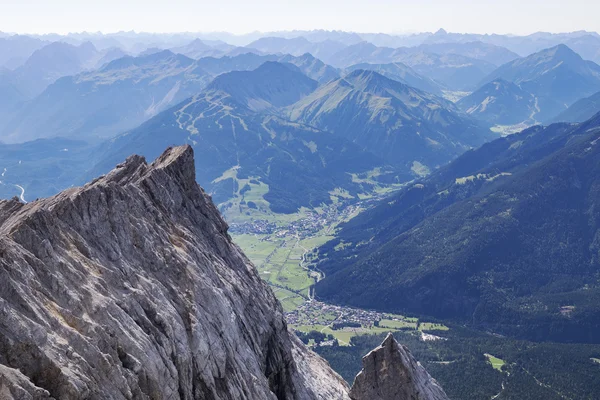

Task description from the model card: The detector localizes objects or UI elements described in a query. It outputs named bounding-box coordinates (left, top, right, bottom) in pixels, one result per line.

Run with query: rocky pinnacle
left=350, top=333, right=450, bottom=400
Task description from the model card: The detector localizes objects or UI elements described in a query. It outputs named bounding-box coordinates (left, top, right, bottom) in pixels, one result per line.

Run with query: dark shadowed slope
left=315, top=112, right=600, bottom=343
left=551, top=90, right=600, bottom=123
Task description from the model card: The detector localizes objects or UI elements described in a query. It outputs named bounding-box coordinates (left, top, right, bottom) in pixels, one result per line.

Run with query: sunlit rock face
left=0, top=145, right=350, bottom=400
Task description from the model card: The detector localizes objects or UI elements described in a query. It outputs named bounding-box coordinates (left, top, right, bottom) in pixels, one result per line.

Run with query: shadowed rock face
left=0, top=145, right=350, bottom=399
left=349, top=333, right=449, bottom=400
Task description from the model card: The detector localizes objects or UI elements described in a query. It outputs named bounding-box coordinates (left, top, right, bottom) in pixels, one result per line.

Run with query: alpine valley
left=2, top=26, right=600, bottom=400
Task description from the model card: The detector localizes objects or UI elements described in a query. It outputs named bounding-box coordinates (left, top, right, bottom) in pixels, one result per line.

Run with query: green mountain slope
left=286, top=69, right=493, bottom=176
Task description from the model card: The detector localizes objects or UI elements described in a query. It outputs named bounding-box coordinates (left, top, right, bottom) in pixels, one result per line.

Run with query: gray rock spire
left=349, top=333, right=449, bottom=400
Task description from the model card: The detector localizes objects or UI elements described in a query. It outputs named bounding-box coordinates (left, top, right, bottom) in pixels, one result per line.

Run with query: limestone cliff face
left=349, top=333, right=449, bottom=400
left=0, top=146, right=350, bottom=400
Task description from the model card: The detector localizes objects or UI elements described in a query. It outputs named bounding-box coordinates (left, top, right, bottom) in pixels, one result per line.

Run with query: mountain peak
left=349, top=333, right=449, bottom=400
left=434, top=28, right=448, bottom=35
left=207, top=61, right=317, bottom=111
left=548, top=43, right=580, bottom=59
left=98, top=145, right=197, bottom=195
left=0, top=145, right=353, bottom=399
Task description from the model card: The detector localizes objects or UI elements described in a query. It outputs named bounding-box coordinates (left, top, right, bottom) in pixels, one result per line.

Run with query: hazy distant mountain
left=277, top=53, right=340, bottom=84
left=360, top=32, right=429, bottom=48
left=88, top=62, right=395, bottom=213
left=206, top=61, right=318, bottom=111
left=564, top=34, right=600, bottom=64
left=0, top=40, right=123, bottom=124
left=417, top=41, right=520, bottom=66
left=315, top=112, right=600, bottom=343
left=195, top=52, right=339, bottom=84
left=0, top=35, right=48, bottom=69
left=325, top=41, right=403, bottom=67
left=286, top=69, right=492, bottom=174
left=273, top=30, right=364, bottom=46
left=246, top=36, right=347, bottom=61
left=419, top=29, right=600, bottom=58
left=397, top=51, right=497, bottom=90
left=457, top=79, right=538, bottom=125
left=170, top=38, right=231, bottom=59
left=480, top=44, right=600, bottom=120
left=11, top=41, right=102, bottom=97
left=0, top=51, right=212, bottom=143
left=0, top=70, right=25, bottom=122
left=345, top=62, right=444, bottom=95
left=93, top=47, right=129, bottom=68
left=551, top=90, right=600, bottom=123
left=326, top=42, right=496, bottom=90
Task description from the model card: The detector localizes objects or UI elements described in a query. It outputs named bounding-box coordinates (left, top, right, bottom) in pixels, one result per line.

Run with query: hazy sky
left=2, top=0, right=599, bottom=36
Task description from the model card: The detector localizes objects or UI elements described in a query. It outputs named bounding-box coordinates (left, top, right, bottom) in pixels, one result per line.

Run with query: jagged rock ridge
left=0, top=145, right=447, bottom=400
left=350, top=334, right=449, bottom=400
left=0, top=145, right=350, bottom=399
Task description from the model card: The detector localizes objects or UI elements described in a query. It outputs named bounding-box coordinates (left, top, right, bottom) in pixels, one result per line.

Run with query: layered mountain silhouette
left=0, top=34, right=47, bottom=69
left=416, top=41, right=520, bottom=66
left=205, top=61, right=318, bottom=111
left=0, top=52, right=339, bottom=144
left=315, top=112, right=600, bottom=343
left=2, top=41, right=114, bottom=98
left=246, top=36, right=347, bottom=62
left=325, top=42, right=497, bottom=90
left=0, top=51, right=212, bottom=143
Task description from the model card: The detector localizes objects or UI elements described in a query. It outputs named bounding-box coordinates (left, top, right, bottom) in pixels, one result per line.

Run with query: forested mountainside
left=316, top=112, right=600, bottom=343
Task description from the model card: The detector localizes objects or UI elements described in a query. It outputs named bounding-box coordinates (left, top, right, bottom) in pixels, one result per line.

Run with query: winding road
left=15, top=185, right=27, bottom=203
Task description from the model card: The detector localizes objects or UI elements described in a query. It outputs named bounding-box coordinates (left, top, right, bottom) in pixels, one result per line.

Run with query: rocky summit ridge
left=0, top=145, right=446, bottom=400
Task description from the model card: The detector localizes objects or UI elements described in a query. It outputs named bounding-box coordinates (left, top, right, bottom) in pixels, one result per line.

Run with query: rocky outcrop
left=0, top=145, right=447, bottom=400
left=0, top=145, right=349, bottom=399
left=349, top=333, right=449, bottom=400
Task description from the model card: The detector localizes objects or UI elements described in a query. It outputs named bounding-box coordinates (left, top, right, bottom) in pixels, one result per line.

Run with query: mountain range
left=85, top=62, right=396, bottom=214
left=1, top=60, right=493, bottom=213
left=0, top=52, right=338, bottom=144
left=0, top=51, right=211, bottom=142
left=286, top=69, right=492, bottom=171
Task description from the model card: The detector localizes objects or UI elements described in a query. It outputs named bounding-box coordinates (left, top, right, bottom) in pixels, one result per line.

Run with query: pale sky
left=1, top=0, right=598, bottom=36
